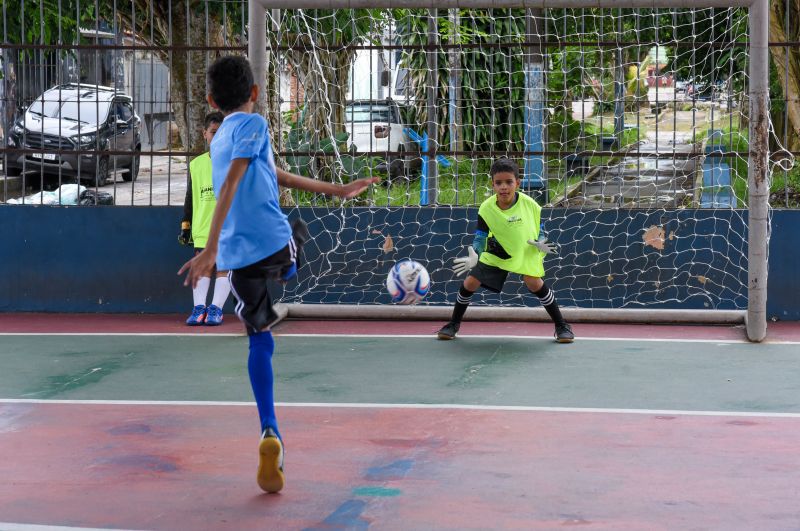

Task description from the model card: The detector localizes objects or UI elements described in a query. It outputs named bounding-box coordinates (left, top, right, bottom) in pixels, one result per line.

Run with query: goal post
left=249, top=0, right=771, bottom=341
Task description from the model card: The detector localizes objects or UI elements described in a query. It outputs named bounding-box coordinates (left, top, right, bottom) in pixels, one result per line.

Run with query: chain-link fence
left=0, top=1, right=797, bottom=208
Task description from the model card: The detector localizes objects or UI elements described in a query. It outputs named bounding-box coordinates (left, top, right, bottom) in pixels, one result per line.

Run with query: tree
left=5, top=0, right=242, bottom=154
left=769, top=0, right=800, bottom=152
left=271, top=10, right=385, bottom=147
left=395, top=8, right=754, bottom=152
left=113, top=1, right=242, bottom=154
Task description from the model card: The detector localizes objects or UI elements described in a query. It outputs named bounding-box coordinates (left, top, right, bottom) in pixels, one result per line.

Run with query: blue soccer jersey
left=209, top=112, right=292, bottom=271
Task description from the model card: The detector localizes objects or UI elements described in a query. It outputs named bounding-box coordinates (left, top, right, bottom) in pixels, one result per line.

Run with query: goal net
left=263, top=7, right=788, bottom=316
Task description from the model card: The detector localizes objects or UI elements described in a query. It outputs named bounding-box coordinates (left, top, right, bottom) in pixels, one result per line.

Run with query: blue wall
left=1, top=206, right=797, bottom=320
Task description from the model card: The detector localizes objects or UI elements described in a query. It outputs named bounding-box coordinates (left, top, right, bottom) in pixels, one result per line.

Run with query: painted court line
left=2, top=398, right=800, bottom=419
left=0, top=332, right=243, bottom=337
left=1, top=331, right=797, bottom=344
left=0, top=524, right=148, bottom=531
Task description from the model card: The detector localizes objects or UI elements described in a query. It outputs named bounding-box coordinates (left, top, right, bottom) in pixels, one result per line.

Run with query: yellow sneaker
left=257, top=428, right=285, bottom=493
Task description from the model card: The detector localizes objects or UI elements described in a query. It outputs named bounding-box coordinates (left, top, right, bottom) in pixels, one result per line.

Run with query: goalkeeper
left=179, top=111, right=229, bottom=326
left=437, top=158, right=574, bottom=343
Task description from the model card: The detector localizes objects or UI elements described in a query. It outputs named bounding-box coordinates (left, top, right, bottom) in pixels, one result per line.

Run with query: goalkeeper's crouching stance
left=437, top=158, right=574, bottom=343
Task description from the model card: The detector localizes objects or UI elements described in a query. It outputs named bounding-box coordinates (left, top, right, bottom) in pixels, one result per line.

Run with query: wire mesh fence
left=0, top=1, right=796, bottom=208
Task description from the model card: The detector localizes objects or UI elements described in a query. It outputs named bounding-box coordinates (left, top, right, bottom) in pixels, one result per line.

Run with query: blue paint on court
left=304, top=499, right=369, bottom=531
left=365, top=459, right=414, bottom=481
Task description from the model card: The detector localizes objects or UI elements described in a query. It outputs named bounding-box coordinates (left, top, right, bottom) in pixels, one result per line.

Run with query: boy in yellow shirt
left=437, top=158, right=574, bottom=343
left=179, top=111, right=228, bottom=325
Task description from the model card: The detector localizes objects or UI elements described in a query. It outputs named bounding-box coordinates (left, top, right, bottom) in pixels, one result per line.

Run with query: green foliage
left=272, top=9, right=385, bottom=47
left=770, top=166, right=800, bottom=208
left=7, top=0, right=84, bottom=46
left=395, top=9, right=530, bottom=153
left=394, top=8, right=749, bottom=156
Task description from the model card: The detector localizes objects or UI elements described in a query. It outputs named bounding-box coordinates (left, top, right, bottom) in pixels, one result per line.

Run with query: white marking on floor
left=0, top=523, right=150, bottom=531
left=2, top=332, right=797, bottom=345
left=2, top=399, right=800, bottom=418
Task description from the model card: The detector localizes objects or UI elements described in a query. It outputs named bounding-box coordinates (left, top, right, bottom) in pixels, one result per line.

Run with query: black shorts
left=469, top=261, right=509, bottom=293
left=228, top=219, right=309, bottom=335
left=228, top=245, right=293, bottom=335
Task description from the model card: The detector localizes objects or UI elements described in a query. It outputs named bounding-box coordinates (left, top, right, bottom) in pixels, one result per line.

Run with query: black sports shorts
left=228, top=219, right=309, bottom=335
left=469, top=261, right=508, bottom=293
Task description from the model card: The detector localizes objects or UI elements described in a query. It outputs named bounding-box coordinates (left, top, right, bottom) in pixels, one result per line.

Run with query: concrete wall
left=1, top=206, right=797, bottom=320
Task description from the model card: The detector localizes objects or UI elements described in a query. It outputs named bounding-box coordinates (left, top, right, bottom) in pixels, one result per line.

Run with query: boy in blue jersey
left=437, top=158, right=574, bottom=343
left=179, top=56, right=378, bottom=493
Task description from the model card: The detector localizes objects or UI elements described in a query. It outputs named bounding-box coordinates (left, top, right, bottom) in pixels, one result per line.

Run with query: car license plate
left=31, top=152, right=57, bottom=161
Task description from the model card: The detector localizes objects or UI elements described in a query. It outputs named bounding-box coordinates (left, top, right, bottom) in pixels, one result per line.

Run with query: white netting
left=263, top=7, right=786, bottom=311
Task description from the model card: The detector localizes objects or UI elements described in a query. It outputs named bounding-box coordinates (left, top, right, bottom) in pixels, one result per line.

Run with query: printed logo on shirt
left=507, top=215, right=522, bottom=225
left=200, top=185, right=215, bottom=201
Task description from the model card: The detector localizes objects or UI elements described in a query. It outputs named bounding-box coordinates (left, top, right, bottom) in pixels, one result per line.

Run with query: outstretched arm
left=276, top=168, right=378, bottom=198
left=178, top=158, right=249, bottom=287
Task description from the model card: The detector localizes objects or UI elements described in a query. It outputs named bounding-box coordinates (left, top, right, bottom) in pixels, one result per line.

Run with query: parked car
left=5, top=83, right=141, bottom=186
left=344, top=99, right=421, bottom=180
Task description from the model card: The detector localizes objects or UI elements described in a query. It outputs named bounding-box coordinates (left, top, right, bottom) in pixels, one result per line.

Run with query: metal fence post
left=746, top=0, right=769, bottom=342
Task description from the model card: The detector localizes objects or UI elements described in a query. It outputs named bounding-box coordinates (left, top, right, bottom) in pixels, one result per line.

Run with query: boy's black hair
left=204, top=111, right=224, bottom=129
left=490, top=157, right=520, bottom=179
left=207, top=56, right=254, bottom=112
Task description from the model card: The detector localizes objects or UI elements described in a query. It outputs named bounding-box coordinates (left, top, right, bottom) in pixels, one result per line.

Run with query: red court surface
left=2, top=316, right=800, bottom=530
left=2, top=402, right=800, bottom=530
left=3, top=313, right=800, bottom=342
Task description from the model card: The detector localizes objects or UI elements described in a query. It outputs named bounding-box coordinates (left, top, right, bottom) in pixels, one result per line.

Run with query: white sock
left=193, top=277, right=211, bottom=307
left=211, top=276, right=231, bottom=308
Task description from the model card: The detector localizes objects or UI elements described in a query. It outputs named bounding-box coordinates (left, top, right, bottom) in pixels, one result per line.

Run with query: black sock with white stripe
left=451, top=285, right=474, bottom=324
left=533, top=283, right=566, bottom=326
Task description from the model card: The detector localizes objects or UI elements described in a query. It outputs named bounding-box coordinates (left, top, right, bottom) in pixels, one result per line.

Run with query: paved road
left=1, top=152, right=188, bottom=206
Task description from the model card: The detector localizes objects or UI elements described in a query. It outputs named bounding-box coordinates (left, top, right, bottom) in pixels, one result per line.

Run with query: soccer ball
left=386, top=260, right=430, bottom=305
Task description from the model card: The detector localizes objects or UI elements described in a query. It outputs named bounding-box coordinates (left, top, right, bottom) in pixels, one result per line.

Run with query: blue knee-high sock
left=248, top=331, right=281, bottom=440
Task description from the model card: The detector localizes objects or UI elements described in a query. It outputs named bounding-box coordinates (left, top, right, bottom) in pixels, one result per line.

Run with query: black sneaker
left=437, top=321, right=460, bottom=340
left=555, top=323, right=574, bottom=343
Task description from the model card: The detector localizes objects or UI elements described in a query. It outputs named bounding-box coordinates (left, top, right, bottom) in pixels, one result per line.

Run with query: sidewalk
left=1, top=152, right=188, bottom=206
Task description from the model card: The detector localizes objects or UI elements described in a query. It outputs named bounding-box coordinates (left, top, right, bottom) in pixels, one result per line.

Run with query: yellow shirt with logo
left=477, top=192, right=545, bottom=277
left=189, top=152, right=216, bottom=249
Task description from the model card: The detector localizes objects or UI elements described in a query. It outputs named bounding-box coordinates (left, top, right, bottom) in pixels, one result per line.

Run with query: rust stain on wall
left=643, top=225, right=665, bottom=250
left=382, top=234, right=394, bottom=253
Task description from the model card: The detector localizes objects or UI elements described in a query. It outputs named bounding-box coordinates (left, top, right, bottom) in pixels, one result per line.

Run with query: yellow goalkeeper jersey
left=189, top=152, right=216, bottom=249
left=478, top=192, right=545, bottom=277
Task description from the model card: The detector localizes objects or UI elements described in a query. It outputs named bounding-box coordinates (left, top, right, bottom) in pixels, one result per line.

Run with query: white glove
left=527, top=237, right=558, bottom=255
left=453, top=247, right=478, bottom=276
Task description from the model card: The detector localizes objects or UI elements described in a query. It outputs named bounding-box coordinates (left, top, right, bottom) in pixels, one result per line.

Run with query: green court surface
left=2, top=334, right=799, bottom=411
left=2, top=328, right=800, bottom=530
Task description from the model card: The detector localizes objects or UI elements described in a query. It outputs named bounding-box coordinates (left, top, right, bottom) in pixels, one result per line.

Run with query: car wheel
left=122, top=150, right=140, bottom=182
left=3, top=163, right=22, bottom=177
left=94, top=156, right=110, bottom=187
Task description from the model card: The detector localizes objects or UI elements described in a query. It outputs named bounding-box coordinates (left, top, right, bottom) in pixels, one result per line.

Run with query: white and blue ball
left=386, top=260, right=430, bottom=305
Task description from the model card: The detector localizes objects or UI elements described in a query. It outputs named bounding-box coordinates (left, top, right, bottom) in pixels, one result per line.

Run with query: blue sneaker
left=186, top=305, right=207, bottom=326
left=205, top=304, right=223, bottom=326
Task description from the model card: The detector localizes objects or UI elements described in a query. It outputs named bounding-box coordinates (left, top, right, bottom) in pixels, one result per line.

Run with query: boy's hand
left=339, top=177, right=380, bottom=198
left=178, top=248, right=217, bottom=288
left=178, top=228, right=193, bottom=246
left=528, top=237, right=558, bottom=255
left=453, top=247, right=478, bottom=276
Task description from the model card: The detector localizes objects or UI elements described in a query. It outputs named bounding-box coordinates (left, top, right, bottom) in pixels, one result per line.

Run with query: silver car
left=6, top=83, right=141, bottom=186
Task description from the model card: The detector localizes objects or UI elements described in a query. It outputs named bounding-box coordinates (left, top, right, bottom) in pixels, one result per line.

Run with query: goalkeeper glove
left=453, top=247, right=479, bottom=276
left=527, top=237, right=558, bottom=255
left=179, top=222, right=193, bottom=246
